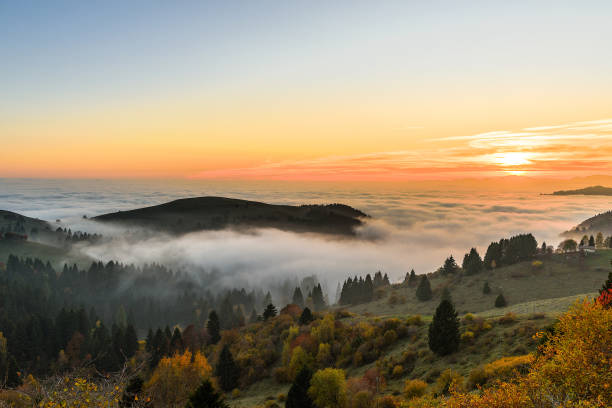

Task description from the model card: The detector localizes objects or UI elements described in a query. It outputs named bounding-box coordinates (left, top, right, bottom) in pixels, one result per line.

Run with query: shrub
left=383, top=330, right=398, bottom=347
left=308, top=368, right=347, bottom=408
left=460, top=331, right=474, bottom=343
left=531, top=260, right=543, bottom=269
left=405, top=315, right=423, bottom=326
left=403, top=379, right=427, bottom=399
left=494, top=294, right=507, bottom=308
left=374, top=395, right=400, bottom=408
left=498, top=312, right=516, bottom=324
left=350, top=390, right=373, bottom=408
left=434, top=369, right=464, bottom=396
left=391, top=365, right=403, bottom=378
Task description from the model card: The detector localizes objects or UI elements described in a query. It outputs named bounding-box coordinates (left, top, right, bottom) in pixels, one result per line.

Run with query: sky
left=1, top=1, right=611, bottom=180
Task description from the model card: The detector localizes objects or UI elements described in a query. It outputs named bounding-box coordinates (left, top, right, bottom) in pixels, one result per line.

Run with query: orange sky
left=1, top=2, right=611, bottom=181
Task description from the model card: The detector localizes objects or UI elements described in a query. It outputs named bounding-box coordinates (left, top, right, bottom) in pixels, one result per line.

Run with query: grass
left=344, top=250, right=612, bottom=318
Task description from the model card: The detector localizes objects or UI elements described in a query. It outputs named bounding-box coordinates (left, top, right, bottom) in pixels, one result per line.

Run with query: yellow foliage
left=404, top=379, right=427, bottom=399
left=311, top=314, right=335, bottom=343
left=38, top=377, right=123, bottom=408
left=308, top=368, right=347, bottom=408
left=144, top=350, right=212, bottom=407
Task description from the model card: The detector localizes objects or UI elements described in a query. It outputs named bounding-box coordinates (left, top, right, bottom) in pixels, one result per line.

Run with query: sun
left=490, top=152, right=534, bottom=166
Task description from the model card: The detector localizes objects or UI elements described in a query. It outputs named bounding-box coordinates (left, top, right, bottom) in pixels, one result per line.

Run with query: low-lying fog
left=2, top=179, right=610, bottom=298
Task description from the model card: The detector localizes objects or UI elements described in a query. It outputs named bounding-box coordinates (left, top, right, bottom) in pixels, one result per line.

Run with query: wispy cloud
left=192, top=119, right=612, bottom=180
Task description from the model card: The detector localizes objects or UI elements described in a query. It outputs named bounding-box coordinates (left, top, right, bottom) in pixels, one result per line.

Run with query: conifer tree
left=416, top=275, right=432, bottom=301
left=286, top=367, right=314, bottom=408
left=185, top=379, right=229, bottom=408
left=495, top=293, right=507, bottom=308
left=312, top=284, right=326, bottom=311
left=207, top=311, right=221, bottom=345
left=589, top=235, right=595, bottom=247
left=124, top=324, right=138, bottom=358
left=428, top=300, right=460, bottom=356
left=482, top=281, right=491, bottom=295
left=263, top=304, right=277, bottom=320
left=407, top=269, right=417, bottom=287
left=298, top=307, right=314, bottom=325
left=442, top=255, right=458, bottom=275
left=292, top=287, right=304, bottom=308
left=215, top=345, right=239, bottom=392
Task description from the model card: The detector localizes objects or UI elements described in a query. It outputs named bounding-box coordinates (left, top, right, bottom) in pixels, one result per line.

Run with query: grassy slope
left=231, top=250, right=611, bottom=407
left=346, top=249, right=611, bottom=318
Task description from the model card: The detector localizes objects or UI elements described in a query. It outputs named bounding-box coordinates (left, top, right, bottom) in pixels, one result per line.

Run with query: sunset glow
left=1, top=2, right=611, bottom=181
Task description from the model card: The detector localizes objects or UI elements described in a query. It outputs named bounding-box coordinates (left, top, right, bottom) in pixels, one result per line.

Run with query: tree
left=462, top=248, right=484, bottom=275
left=124, top=324, right=138, bottom=358
left=144, top=350, right=212, bottom=407
left=484, top=242, right=502, bottom=269
left=292, top=287, right=305, bottom=308
left=215, top=345, right=239, bottom=392
left=312, top=284, right=326, bottom=311
left=428, top=300, right=460, bottom=356
left=298, top=307, right=314, bottom=325
left=595, top=232, right=604, bottom=248
left=308, top=368, right=347, bottom=408
left=588, top=235, right=595, bottom=247
left=416, top=275, right=432, bottom=301
left=263, top=303, right=278, bottom=321
left=406, top=269, right=417, bottom=287
left=442, top=255, right=458, bottom=275
left=185, top=379, right=229, bottom=408
left=559, top=239, right=577, bottom=253
left=207, top=311, right=221, bottom=345
left=495, top=294, right=507, bottom=308
left=286, top=367, right=314, bottom=408
left=482, top=281, right=491, bottom=295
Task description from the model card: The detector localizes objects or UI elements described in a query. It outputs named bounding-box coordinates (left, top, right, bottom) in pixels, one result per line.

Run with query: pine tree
left=215, top=345, right=239, bottom=392
left=207, top=311, right=221, bottom=345
left=442, top=255, right=458, bottom=275
left=185, top=379, right=229, bottom=408
left=589, top=235, right=595, bottom=247
left=407, top=269, right=417, bottom=287
left=286, top=367, right=314, bottom=408
left=416, top=275, right=432, bottom=301
left=263, top=304, right=278, bottom=320
left=428, top=300, right=460, bottom=356
left=298, top=307, right=314, bottom=325
left=495, top=294, right=507, bottom=308
left=292, top=287, right=304, bottom=308
left=599, top=272, right=612, bottom=296
left=462, top=248, right=484, bottom=275
left=482, top=281, right=491, bottom=295
left=312, top=284, right=326, bottom=311
left=124, top=324, right=138, bottom=358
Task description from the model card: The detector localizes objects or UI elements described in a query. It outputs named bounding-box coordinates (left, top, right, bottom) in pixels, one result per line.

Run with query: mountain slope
left=550, top=185, right=612, bottom=196
left=93, top=196, right=368, bottom=236
left=562, top=210, right=612, bottom=237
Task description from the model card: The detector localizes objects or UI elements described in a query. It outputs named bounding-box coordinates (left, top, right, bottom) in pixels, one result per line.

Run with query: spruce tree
left=124, top=324, right=138, bottom=358
left=482, top=281, right=491, bottom=295
left=599, top=272, right=612, bottom=296
left=428, top=300, right=460, bottom=356
left=286, top=367, right=314, bottom=408
left=495, top=294, right=507, bottom=308
left=312, top=284, right=326, bottom=311
left=207, top=311, right=221, bottom=345
left=298, top=307, right=314, bottom=325
left=442, top=255, right=458, bottom=275
left=407, top=269, right=417, bottom=287
left=263, top=303, right=277, bottom=320
left=292, top=287, right=304, bottom=308
left=416, top=275, right=432, bottom=301
left=215, top=345, right=239, bottom=392
left=185, top=379, right=229, bottom=408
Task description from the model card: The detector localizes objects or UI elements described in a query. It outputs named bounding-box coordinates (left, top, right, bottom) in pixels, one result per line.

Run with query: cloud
left=190, top=119, right=612, bottom=180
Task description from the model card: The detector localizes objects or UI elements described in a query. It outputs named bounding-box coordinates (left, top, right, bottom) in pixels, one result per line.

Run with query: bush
left=498, top=312, right=516, bottom=324
left=350, top=390, right=373, bottom=408
left=391, top=365, right=403, bottom=378
left=434, top=369, right=464, bottom=396
left=405, top=315, right=423, bottom=326
left=460, top=331, right=474, bottom=343
left=374, top=395, right=400, bottom=408
left=403, top=379, right=428, bottom=399
left=494, top=294, right=507, bottom=308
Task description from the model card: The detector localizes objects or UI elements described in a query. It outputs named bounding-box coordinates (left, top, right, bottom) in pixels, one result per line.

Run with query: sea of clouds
left=1, top=178, right=610, bottom=297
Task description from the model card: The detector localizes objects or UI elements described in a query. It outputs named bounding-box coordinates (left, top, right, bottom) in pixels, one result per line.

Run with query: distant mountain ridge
left=92, top=196, right=368, bottom=236
left=548, top=185, right=612, bottom=196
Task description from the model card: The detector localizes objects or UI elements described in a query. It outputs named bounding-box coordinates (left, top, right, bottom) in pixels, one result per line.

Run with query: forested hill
left=548, top=185, right=612, bottom=195
left=92, top=196, right=368, bottom=235
left=562, top=210, right=612, bottom=237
